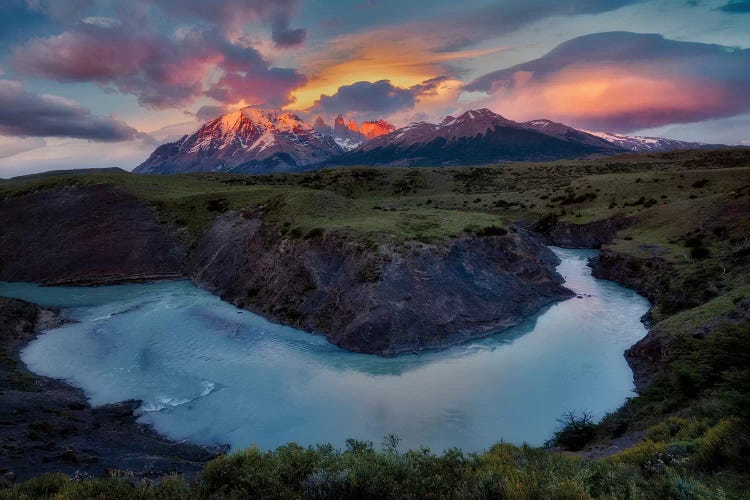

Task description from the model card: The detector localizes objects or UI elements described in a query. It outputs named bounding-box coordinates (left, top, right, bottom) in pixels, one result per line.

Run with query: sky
left=0, top=0, right=748, bottom=176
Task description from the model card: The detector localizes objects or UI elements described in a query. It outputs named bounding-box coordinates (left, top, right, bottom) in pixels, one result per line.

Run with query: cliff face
left=0, top=185, right=185, bottom=284
left=190, top=212, right=573, bottom=355
left=0, top=185, right=573, bottom=355
left=535, top=215, right=636, bottom=249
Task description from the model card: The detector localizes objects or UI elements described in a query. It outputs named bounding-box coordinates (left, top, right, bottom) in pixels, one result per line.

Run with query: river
left=0, top=247, right=649, bottom=453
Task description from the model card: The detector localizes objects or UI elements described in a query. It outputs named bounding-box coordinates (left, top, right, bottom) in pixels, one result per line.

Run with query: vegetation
left=2, top=149, right=750, bottom=497
left=2, top=428, right=748, bottom=499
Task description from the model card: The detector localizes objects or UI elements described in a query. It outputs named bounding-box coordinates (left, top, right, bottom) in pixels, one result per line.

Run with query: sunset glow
left=0, top=0, right=747, bottom=175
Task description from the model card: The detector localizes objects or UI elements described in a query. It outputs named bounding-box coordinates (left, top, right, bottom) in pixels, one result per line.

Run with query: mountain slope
left=134, top=108, right=342, bottom=175
left=521, top=119, right=623, bottom=150
left=331, top=109, right=624, bottom=166
left=584, top=130, right=725, bottom=153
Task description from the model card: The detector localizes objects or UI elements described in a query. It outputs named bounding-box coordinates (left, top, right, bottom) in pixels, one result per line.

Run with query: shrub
left=550, top=411, right=598, bottom=451
left=693, top=417, right=749, bottom=471
left=646, top=417, right=710, bottom=443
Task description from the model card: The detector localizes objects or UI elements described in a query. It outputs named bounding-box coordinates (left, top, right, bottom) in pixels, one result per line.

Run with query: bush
left=550, top=411, right=598, bottom=451
left=646, top=417, right=710, bottom=443
left=693, top=417, right=749, bottom=471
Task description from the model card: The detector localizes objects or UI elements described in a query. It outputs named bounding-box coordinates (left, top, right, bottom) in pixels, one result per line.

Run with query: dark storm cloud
left=717, top=0, right=750, bottom=12
left=0, top=80, right=138, bottom=141
left=310, top=80, right=428, bottom=115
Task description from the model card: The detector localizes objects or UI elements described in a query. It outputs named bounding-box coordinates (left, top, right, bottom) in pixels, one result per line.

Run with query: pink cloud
left=12, top=22, right=305, bottom=109
left=466, top=32, right=750, bottom=132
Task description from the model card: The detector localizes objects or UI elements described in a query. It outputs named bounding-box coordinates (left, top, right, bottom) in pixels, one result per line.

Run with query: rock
left=191, top=212, right=573, bottom=354
left=534, top=214, right=635, bottom=248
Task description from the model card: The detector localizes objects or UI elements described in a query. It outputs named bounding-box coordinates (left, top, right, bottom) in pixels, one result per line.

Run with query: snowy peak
left=187, top=107, right=316, bottom=155
left=583, top=130, right=709, bottom=153
left=134, top=107, right=342, bottom=174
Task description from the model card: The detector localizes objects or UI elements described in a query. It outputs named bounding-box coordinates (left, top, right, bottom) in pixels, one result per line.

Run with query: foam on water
left=2, top=248, right=649, bottom=453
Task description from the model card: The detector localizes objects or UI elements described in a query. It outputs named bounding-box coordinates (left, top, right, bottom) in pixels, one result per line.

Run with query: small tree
left=550, top=411, right=597, bottom=451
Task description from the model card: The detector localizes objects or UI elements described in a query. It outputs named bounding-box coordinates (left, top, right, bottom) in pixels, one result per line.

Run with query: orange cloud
left=289, top=24, right=505, bottom=110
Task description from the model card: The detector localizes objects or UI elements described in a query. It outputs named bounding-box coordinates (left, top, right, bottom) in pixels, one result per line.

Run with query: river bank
left=0, top=297, right=223, bottom=484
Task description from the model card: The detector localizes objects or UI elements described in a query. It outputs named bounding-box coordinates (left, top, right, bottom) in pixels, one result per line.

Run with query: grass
left=2, top=148, right=750, bottom=497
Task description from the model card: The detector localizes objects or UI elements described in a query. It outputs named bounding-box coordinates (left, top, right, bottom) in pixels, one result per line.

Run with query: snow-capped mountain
left=331, top=109, right=624, bottom=166
left=134, top=107, right=342, bottom=174
left=583, top=131, right=717, bottom=153
left=313, top=115, right=395, bottom=151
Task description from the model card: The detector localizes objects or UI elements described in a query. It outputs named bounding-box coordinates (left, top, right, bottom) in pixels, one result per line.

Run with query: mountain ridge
left=135, top=107, right=733, bottom=174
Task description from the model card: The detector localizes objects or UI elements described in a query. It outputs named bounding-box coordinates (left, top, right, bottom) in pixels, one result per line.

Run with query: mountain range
left=135, top=107, right=728, bottom=174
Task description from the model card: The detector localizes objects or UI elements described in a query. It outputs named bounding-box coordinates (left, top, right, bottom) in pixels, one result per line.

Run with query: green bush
left=693, top=417, right=749, bottom=471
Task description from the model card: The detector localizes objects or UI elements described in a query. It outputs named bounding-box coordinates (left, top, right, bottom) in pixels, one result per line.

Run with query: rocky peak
left=313, top=116, right=332, bottom=136
left=360, top=119, right=396, bottom=140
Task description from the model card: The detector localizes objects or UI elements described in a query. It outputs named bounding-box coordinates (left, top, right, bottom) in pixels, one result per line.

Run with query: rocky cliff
left=190, top=212, right=572, bottom=354
left=533, top=215, right=636, bottom=249
left=0, top=185, right=573, bottom=355
left=0, top=185, right=185, bottom=284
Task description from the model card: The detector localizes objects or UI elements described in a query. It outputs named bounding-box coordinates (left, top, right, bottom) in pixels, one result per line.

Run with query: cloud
left=309, top=80, right=417, bottom=115
left=0, top=136, right=45, bottom=160
left=195, top=105, right=230, bottom=122
left=25, top=0, right=95, bottom=23
left=0, top=136, right=156, bottom=178
left=290, top=0, right=640, bottom=109
left=150, top=0, right=306, bottom=47
left=307, top=76, right=465, bottom=125
left=718, top=1, right=750, bottom=12
left=11, top=22, right=306, bottom=109
left=445, top=0, right=643, bottom=50
left=464, top=32, right=750, bottom=132
left=0, top=79, right=138, bottom=141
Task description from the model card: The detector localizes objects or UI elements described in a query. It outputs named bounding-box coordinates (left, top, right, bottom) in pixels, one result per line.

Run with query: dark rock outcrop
left=190, top=212, right=573, bottom=355
left=534, top=215, right=636, bottom=249
left=624, top=297, right=750, bottom=391
left=0, top=297, right=222, bottom=482
left=0, top=185, right=185, bottom=284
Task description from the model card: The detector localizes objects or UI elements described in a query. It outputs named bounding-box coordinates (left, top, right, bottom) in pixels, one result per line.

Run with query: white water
left=2, top=248, right=649, bottom=453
